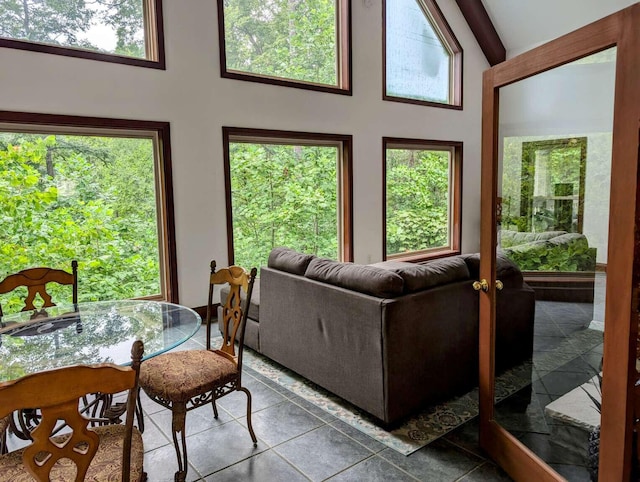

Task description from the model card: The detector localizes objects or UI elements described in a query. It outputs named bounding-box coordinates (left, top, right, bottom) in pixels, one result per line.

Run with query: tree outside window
left=384, top=139, right=462, bottom=260
left=224, top=128, right=353, bottom=271
left=0, top=0, right=164, bottom=67
left=0, top=116, right=176, bottom=312
left=219, top=0, right=351, bottom=94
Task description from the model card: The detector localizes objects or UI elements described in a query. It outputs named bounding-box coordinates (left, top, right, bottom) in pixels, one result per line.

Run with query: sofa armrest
left=260, top=266, right=388, bottom=420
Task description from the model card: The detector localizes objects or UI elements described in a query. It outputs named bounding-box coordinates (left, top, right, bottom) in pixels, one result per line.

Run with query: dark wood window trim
left=0, top=0, right=166, bottom=70
left=0, top=110, right=178, bottom=302
left=217, top=0, right=352, bottom=96
left=383, top=137, right=463, bottom=262
left=383, top=0, right=463, bottom=109
left=222, top=127, right=354, bottom=264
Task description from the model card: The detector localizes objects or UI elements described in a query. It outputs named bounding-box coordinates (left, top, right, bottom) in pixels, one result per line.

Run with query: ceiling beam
left=454, top=0, right=505, bottom=66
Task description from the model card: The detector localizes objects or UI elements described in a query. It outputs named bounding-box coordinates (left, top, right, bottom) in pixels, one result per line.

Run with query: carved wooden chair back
left=0, top=340, right=144, bottom=482
left=138, top=261, right=257, bottom=481
left=205, top=261, right=257, bottom=365
left=0, top=260, right=78, bottom=317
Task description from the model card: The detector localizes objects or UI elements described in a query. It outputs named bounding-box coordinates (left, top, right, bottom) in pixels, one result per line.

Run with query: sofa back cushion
left=268, top=247, right=316, bottom=275
left=547, top=232, right=589, bottom=248
left=304, top=258, right=404, bottom=298
left=371, top=257, right=470, bottom=293
left=500, top=229, right=567, bottom=248
left=461, top=253, right=524, bottom=288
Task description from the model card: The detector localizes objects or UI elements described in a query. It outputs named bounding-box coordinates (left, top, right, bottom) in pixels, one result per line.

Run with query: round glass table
left=0, top=300, right=202, bottom=383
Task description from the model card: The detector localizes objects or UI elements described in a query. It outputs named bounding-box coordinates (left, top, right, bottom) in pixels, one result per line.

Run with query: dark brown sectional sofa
left=222, top=247, right=535, bottom=425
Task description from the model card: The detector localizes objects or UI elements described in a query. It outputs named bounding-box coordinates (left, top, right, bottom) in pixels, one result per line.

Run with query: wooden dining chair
left=0, top=260, right=78, bottom=317
left=139, top=261, right=258, bottom=482
left=0, top=414, right=9, bottom=455
left=0, top=340, right=146, bottom=482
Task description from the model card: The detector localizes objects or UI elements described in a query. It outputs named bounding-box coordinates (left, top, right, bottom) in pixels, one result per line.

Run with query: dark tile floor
left=138, top=299, right=601, bottom=481
left=4, top=299, right=600, bottom=481
left=137, top=326, right=512, bottom=482
left=496, top=300, right=603, bottom=481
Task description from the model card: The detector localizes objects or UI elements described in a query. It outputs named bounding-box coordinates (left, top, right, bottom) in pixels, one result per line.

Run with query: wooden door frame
left=479, top=4, right=640, bottom=481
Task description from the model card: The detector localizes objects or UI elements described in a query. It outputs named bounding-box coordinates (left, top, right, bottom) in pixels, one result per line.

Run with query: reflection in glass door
left=492, top=49, right=615, bottom=481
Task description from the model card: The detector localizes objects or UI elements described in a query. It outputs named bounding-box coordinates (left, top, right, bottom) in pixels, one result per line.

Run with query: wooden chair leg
left=0, top=423, right=7, bottom=455
left=171, top=404, right=188, bottom=482
left=238, top=387, right=257, bottom=446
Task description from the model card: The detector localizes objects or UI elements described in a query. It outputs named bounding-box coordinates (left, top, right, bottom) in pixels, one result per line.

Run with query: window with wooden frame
left=217, top=0, right=351, bottom=95
left=0, top=112, right=177, bottom=304
left=0, top=0, right=165, bottom=69
left=383, top=0, right=462, bottom=108
left=383, top=138, right=462, bottom=261
left=223, top=127, right=353, bottom=270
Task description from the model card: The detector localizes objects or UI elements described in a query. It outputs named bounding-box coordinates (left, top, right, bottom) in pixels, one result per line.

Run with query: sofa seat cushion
left=220, top=277, right=260, bottom=321
left=305, top=258, right=404, bottom=298
left=268, top=247, right=316, bottom=275
left=370, top=257, right=470, bottom=293
left=140, top=350, right=237, bottom=403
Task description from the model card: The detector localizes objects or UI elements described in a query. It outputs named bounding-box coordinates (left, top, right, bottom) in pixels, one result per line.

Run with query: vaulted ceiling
left=458, top=0, right=638, bottom=64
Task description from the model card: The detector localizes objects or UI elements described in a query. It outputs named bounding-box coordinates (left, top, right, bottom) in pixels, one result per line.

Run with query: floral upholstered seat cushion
left=140, top=350, right=237, bottom=403
left=0, top=424, right=144, bottom=482
left=0, top=415, right=9, bottom=434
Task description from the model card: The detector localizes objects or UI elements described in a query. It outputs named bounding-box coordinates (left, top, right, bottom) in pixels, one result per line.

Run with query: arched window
left=384, top=0, right=462, bottom=108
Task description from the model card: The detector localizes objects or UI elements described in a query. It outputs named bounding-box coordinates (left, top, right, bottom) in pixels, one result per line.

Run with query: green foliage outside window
left=230, top=142, right=339, bottom=271
left=223, top=0, right=338, bottom=86
left=0, top=0, right=146, bottom=58
left=0, top=133, right=161, bottom=314
left=386, top=149, right=450, bottom=256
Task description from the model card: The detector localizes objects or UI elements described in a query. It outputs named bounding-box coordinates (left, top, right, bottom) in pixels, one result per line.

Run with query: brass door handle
left=472, top=279, right=503, bottom=292
left=473, top=279, right=489, bottom=292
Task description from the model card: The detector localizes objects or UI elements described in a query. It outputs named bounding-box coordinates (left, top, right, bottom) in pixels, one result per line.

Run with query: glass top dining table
left=0, top=299, right=202, bottom=383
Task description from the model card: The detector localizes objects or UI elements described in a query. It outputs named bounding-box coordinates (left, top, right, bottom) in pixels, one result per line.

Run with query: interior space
left=0, top=1, right=638, bottom=481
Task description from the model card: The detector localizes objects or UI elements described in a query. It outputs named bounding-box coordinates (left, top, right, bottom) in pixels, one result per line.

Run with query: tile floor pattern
left=138, top=299, right=601, bottom=481
left=500, top=300, right=602, bottom=481
left=138, top=325, right=513, bottom=482
left=3, top=300, right=599, bottom=481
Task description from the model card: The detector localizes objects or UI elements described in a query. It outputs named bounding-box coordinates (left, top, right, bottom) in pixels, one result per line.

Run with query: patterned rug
left=242, top=327, right=604, bottom=456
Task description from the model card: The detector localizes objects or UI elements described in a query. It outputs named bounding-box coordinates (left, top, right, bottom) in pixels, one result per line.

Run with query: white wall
left=482, top=0, right=637, bottom=58
left=0, top=0, right=488, bottom=307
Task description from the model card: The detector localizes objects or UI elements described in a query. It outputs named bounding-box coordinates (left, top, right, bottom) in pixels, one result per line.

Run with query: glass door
left=496, top=49, right=613, bottom=481
left=478, top=5, right=640, bottom=481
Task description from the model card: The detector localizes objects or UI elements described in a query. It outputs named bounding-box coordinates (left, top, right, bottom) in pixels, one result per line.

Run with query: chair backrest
left=205, top=261, right=257, bottom=363
left=0, top=260, right=78, bottom=317
left=0, top=340, right=144, bottom=482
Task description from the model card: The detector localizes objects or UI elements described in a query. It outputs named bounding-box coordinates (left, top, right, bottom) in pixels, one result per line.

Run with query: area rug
left=242, top=326, right=603, bottom=456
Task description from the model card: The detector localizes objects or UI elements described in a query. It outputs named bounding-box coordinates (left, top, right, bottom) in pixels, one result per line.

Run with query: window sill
left=386, top=249, right=460, bottom=263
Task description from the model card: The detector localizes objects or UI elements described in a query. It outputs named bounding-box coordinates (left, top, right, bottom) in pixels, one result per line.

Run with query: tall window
left=0, top=113, right=177, bottom=309
left=223, top=128, right=353, bottom=271
left=0, top=0, right=165, bottom=68
left=218, top=0, right=351, bottom=94
left=384, top=0, right=462, bottom=108
left=384, top=138, right=462, bottom=260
